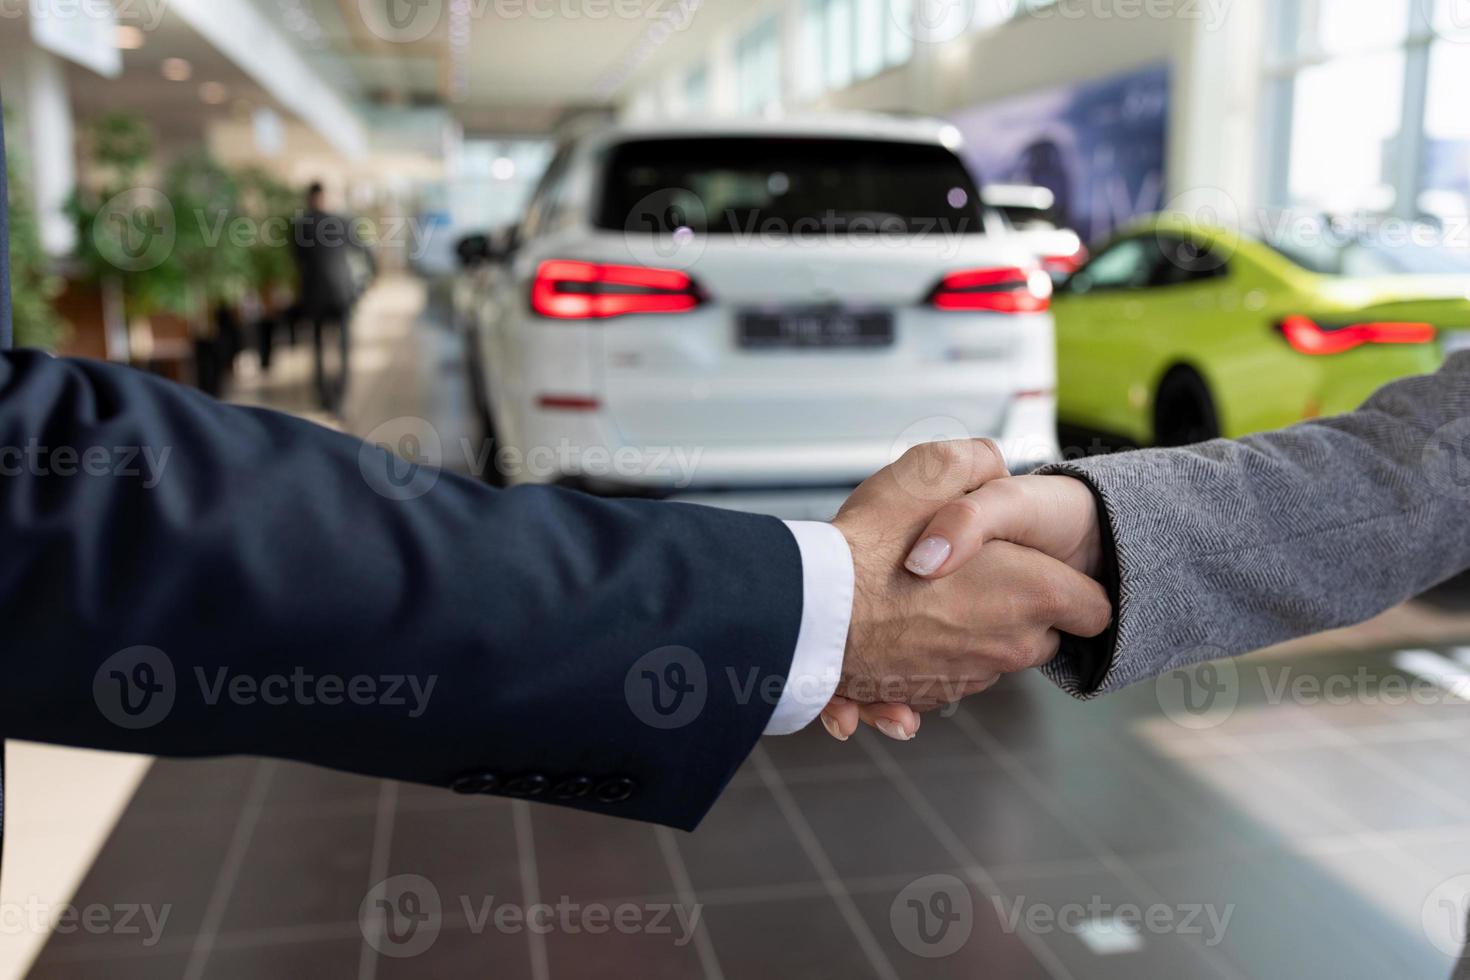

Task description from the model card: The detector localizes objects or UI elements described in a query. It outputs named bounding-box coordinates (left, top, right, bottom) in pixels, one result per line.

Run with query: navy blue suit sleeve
left=0, top=351, right=806, bottom=830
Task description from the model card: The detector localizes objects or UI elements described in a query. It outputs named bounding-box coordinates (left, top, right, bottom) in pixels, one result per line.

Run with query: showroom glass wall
left=1266, top=0, right=1470, bottom=223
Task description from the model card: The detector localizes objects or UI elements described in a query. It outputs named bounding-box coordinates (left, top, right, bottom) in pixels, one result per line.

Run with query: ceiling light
left=161, top=58, right=193, bottom=82
left=199, top=82, right=228, bottom=105
left=491, top=157, right=516, bottom=180
left=116, top=26, right=146, bottom=50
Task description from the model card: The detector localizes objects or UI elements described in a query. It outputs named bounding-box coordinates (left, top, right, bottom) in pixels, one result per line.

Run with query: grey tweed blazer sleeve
left=1039, top=351, right=1470, bottom=698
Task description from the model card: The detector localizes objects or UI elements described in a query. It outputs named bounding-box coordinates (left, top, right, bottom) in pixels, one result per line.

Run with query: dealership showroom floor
left=11, top=281, right=1470, bottom=980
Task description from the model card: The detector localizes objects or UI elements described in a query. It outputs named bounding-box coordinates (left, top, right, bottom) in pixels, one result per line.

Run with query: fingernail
left=876, top=719, right=915, bottom=741
left=904, top=536, right=952, bottom=576
left=821, top=714, right=848, bottom=742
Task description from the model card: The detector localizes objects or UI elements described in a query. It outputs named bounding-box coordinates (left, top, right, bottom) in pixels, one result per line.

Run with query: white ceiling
left=250, top=0, right=759, bottom=128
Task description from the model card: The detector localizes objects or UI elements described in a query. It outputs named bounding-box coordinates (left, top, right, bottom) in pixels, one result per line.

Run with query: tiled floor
left=22, top=278, right=1470, bottom=978
left=27, top=652, right=1470, bottom=979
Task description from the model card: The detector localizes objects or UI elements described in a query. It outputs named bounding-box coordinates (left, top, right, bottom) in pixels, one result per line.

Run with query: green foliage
left=162, top=151, right=254, bottom=311
left=235, top=166, right=298, bottom=296
left=66, top=112, right=178, bottom=318
left=87, top=112, right=153, bottom=176
left=67, top=112, right=300, bottom=323
left=5, top=109, right=65, bottom=350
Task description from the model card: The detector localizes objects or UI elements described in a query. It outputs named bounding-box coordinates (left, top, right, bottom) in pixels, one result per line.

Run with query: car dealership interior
left=6, top=1, right=1470, bottom=978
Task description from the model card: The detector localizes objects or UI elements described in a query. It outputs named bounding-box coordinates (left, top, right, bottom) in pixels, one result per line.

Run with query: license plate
left=1445, top=330, right=1470, bottom=358
left=737, top=309, right=894, bottom=350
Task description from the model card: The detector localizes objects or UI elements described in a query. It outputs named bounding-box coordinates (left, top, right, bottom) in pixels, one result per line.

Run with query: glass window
left=1284, top=0, right=1410, bottom=56
left=1420, top=41, right=1470, bottom=220
left=797, top=0, right=827, bottom=98
left=854, top=0, right=885, bottom=79
left=598, top=137, right=984, bottom=236
left=1286, top=50, right=1405, bottom=212
left=824, top=0, right=853, bottom=90
left=683, top=65, right=708, bottom=115
left=1070, top=238, right=1157, bottom=292
left=885, top=0, right=914, bottom=66
left=735, top=16, right=781, bottom=115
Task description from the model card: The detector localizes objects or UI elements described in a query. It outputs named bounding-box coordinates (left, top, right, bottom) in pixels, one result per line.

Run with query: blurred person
left=291, top=182, right=371, bottom=412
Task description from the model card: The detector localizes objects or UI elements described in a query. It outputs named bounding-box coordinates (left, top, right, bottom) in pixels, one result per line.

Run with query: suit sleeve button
left=552, top=776, right=593, bottom=801
left=594, top=777, right=636, bottom=804
left=504, top=773, right=549, bottom=798
left=450, top=772, right=499, bottom=795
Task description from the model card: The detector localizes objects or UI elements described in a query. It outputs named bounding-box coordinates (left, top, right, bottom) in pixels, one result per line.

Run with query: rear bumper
left=503, top=394, right=1059, bottom=490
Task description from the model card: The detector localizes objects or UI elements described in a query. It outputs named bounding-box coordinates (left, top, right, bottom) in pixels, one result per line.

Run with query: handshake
left=819, top=439, right=1110, bottom=741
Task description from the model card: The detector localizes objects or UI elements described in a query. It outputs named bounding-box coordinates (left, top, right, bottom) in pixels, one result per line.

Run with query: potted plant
left=4, top=107, right=65, bottom=350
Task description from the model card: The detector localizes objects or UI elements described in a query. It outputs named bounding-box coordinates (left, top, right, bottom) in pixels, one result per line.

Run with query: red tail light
left=531, top=260, right=702, bottom=319
left=1042, top=245, right=1088, bottom=277
left=1278, top=314, right=1436, bottom=356
left=929, top=266, right=1051, bottom=313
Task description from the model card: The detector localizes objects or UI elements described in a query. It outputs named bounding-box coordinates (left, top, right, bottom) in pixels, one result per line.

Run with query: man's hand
left=826, top=443, right=1111, bottom=738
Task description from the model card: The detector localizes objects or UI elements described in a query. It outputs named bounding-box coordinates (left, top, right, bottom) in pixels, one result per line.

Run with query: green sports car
left=1053, top=213, right=1470, bottom=448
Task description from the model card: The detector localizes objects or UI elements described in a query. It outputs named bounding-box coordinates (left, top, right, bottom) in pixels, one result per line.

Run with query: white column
left=7, top=48, right=77, bottom=257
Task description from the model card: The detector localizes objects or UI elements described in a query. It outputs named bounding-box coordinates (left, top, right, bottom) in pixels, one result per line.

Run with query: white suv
left=467, top=114, right=1060, bottom=492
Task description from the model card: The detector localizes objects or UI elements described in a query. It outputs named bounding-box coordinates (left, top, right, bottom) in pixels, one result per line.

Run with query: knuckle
left=971, top=438, right=1007, bottom=477
left=942, top=494, right=988, bottom=530
left=912, top=439, right=963, bottom=471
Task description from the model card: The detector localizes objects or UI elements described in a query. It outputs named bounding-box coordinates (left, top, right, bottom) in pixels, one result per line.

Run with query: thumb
left=903, top=475, right=1098, bottom=579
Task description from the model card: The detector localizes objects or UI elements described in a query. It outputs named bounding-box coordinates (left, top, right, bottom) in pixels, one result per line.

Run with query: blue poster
left=948, top=63, right=1170, bottom=244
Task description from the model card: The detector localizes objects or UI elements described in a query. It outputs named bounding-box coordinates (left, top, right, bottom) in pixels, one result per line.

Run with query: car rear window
left=597, top=137, right=983, bottom=236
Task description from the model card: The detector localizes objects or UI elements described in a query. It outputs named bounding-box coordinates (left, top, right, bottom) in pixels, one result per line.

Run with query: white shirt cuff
left=764, top=520, right=853, bottom=735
